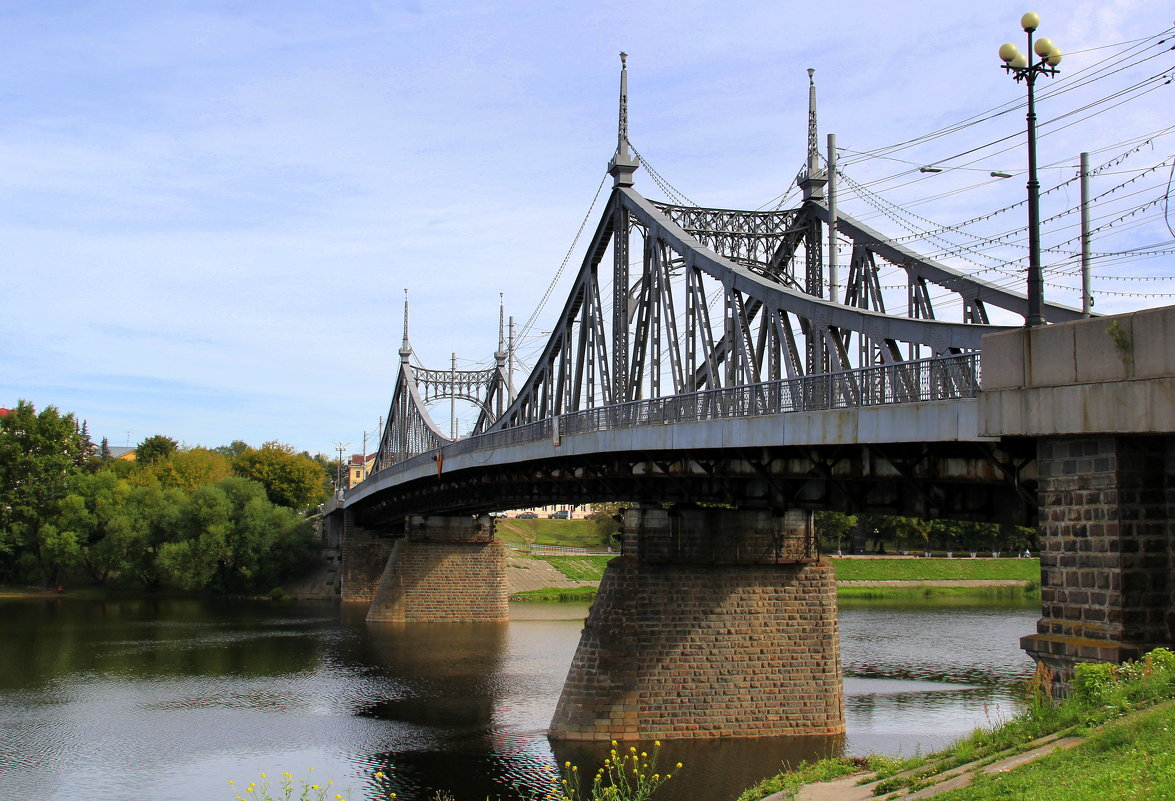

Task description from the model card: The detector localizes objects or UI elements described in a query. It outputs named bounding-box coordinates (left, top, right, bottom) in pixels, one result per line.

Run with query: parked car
left=551, top=510, right=571, bottom=519
left=517, top=512, right=538, bottom=519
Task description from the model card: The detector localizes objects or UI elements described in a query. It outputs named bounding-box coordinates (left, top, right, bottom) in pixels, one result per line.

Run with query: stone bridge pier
left=343, top=511, right=508, bottom=623
left=549, top=504, right=844, bottom=740
left=981, top=307, right=1175, bottom=691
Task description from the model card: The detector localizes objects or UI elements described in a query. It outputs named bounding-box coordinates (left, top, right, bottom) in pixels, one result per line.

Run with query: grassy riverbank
left=510, top=553, right=1041, bottom=601
left=831, top=556, right=1039, bottom=583
left=738, top=648, right=1175, bottom=801
left=496, top=517, right=609, bottom=549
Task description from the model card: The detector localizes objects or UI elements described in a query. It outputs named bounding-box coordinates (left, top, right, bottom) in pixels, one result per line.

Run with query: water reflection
left=0, top=595, right=1038, bottom=801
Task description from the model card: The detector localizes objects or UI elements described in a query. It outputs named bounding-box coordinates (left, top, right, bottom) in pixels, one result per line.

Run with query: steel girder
left=372, top=359, right=513, bottom=472
left=372, top=182, right=1087, bottom=463
left=482, top=185, right=1084, bottom=433
left=348, top=441, right=1036, bottom=532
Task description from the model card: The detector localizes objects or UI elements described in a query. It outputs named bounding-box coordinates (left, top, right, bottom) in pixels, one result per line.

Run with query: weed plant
left=227, top=769, right=394, bottom=801
left=229, top=743, right=677, bottom=801
left=552, top=741, right=679, bottom=801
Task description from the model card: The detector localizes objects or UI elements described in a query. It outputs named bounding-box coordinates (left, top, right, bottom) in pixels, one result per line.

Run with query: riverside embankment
left=742, top=647, right=1175, bottom=801
left=506, top=553, right=1040, bottom=599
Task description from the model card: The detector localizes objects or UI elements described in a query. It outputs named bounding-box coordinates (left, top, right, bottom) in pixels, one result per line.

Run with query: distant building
left=106, top=446, right=136, bottom=461
left=344, top=453, right=378, bottom=489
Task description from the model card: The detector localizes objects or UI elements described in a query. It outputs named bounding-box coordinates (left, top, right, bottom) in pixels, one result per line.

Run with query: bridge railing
left=359, top=353, right=980, bottom=491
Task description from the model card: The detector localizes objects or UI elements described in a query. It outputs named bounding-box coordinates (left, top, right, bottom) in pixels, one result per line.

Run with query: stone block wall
left=549, top=556, right=843, bottom=740
left=365, top=513, right=508, bottom=622
left=340, top=514, right=397, bottom=604
left=626, top=506, right=816, bottom=564
left=1023, top=434, right=1175, bottom=687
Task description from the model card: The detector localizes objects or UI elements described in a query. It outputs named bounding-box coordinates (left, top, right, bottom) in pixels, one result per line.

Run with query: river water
left=0, top=594, right=1038, bottom=801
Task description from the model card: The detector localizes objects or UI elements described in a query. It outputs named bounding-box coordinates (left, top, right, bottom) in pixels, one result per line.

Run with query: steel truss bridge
left=345, top=66, right=1087, bottom=530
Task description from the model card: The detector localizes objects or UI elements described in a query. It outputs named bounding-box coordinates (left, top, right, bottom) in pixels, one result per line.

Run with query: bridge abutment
left=1022, top=434, right=1175, bottom=688
left=366, top=514, right=509, bottom=623
left=549, top=505, right=844, bottom=740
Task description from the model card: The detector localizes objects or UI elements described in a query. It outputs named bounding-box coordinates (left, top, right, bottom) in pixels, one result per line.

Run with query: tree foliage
left=136, top=434, right=178, bottom=465
left=0, top=402, right=321, bottom=592
left=0, top=400, right=84, bottom=582
left=232, top=441, right=327, bottom=510
left=146, top=447, right=233, bottom=492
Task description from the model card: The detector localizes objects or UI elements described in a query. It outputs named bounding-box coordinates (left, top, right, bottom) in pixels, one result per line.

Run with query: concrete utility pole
left=333, top=441, right=349, bottom=494
left=827, top=132, right=839, bottom=304
left=1081, top=151, right=1092, bottom=317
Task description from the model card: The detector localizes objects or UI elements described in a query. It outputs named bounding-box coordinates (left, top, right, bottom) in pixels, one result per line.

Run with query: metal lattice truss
left=373, top=345, right=514, bottom=471
left=486, top=186, right=1084, bottom=431
left=373, top=183, right=1084, bottom=462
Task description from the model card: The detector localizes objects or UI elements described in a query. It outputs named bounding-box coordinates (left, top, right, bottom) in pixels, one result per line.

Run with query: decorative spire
left=399, top=288, right=412, bottom=362
left=806, top=68, right=818, bottom=174
left=798, top=67, right=827, bottom=201
left=497, top=293, right=506, bottom=357
left=608, top=52, right=640, bottom=187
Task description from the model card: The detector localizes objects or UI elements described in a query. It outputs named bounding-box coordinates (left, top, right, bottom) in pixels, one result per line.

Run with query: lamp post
left=999, top=12, right=1062, bottom=328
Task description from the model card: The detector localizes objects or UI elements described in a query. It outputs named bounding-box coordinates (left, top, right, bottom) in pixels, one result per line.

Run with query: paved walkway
left=506, top=556, right=597, bottom=593
left=772, top=732, right=1084, bottom=801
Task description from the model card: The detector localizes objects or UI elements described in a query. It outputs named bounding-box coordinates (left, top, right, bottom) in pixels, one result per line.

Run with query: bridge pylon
left=549, top=504, right=844, bottom=740
left=364, top=513, right=508, bottom=623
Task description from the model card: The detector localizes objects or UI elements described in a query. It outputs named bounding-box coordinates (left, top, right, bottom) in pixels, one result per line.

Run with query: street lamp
left=999, top=12, right=1062, bottom=328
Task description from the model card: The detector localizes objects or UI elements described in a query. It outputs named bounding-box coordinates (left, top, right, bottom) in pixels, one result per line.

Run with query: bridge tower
left=342, top=294, right=510, bottom=622
left=548, top=61, right=844, bottom=741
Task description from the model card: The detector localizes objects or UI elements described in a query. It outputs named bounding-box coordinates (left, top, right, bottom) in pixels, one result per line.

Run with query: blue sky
left=2, top=0, right=1172, bottom=456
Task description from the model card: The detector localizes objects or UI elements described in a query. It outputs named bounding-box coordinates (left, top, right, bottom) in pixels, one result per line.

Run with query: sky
left=1, top=0, right=1172, bottom=457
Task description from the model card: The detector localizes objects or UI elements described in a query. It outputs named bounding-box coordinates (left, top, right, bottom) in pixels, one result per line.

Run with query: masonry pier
left=549, top=504, right=844, bottom=740
left=980, top=307, right=1175, bottom=690
left=1023, top=434, right=1174, bottom=685
left=359, top=513, right=509, bottom=623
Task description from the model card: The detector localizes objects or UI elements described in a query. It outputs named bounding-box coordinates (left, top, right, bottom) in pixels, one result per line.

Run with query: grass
left=737, top=648, right=1175, bottom=801
left=837, top=585, right=1039, bottom=604
left=496, top=518, right=610, bottom=549
left=933, top=702, right=1175, bottom=800
left=542, top=555, right=613, bottom=581
left=512, top=587, right=598, bottom=602
left=831, top=557, right=1039, bottom=582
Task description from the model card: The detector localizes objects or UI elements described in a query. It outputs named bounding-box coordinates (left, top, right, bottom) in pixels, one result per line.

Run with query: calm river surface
left=0, top=595, right=1038, bottom=801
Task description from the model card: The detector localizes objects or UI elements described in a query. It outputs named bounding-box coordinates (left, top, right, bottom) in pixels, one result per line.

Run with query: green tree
left=0, top=400, right=83, bottom=582
left=156, top=477, right=315, bottom=592
left=233, top=441, right=328, bottom=510
left=214, top=440, right=250, bottom=460
left=814, top=511, right=857, bottom=552
left=53, top=469, right=184, bottom=586
left=147, top=447, right=233, bottom=492
left=587, top=502, right=626, bottom=547
left=136, top=434, right=178, bottom=466
left=310, top=451, right=342, bottom=495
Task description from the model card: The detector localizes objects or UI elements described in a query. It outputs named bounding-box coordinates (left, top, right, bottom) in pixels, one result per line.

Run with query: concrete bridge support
left=1022, top=434, right=1175, bottom=687
left=549, top=505, right=844, bottom=740
left=365, top=514, right=509, bottom=623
